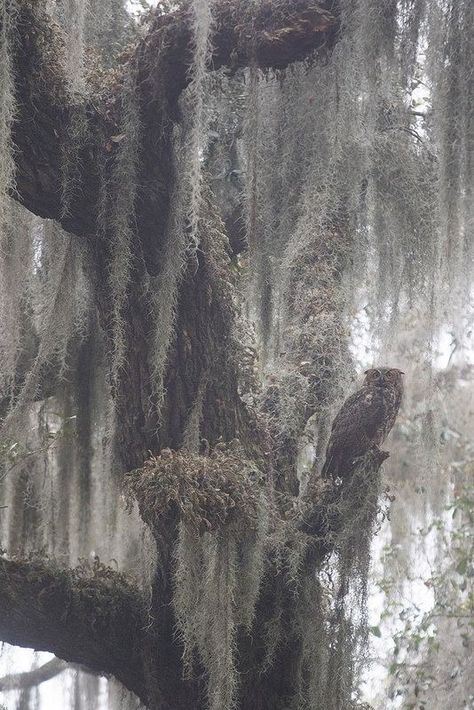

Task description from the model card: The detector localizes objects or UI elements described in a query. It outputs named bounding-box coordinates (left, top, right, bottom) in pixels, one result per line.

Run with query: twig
left=0, top=658, right=67, bottom=692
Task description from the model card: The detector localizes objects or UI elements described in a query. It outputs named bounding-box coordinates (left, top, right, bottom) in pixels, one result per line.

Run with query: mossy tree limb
left=10, top=1, right=337, bottom=242
left=0, top=556, right=149, bottom=705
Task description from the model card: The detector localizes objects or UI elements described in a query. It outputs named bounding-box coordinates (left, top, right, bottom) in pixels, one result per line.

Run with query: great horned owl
left=321, top=368, right=404, bottom=480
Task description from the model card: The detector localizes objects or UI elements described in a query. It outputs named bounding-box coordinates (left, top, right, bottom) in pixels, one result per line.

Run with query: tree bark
left=0, top=4, right=396, bottom=710
left=0, top=557, right=148, bottom=705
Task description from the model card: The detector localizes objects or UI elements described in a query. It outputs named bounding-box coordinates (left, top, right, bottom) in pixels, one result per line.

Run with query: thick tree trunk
left=0, top=3, right=393, bottom=710
left=9, top=0, right=338, bottom=468
left=0, top=557, right=149, bottom=704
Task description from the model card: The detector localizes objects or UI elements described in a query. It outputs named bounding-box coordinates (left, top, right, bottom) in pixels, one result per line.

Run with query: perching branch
left=298, top=448, right=390, bottom=545
left=0, top=556, right=148, bottom=705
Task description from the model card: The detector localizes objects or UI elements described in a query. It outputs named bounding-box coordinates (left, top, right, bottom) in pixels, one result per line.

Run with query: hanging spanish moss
left=127, top=445, right=268, bottom=710
left=0, top=0, right=19, bottom=401
left=185, top=0, right=214, bottom=251
left=2, top=219, right=91, bottom=433
left=55, top=0, right=88, bottom=95
left=0, top=0, right=16, bottom=229
left=104, top=80, right=140, bottom=396
left=1, top=0, right=474, bottom=708
left=174, top=527, right=239, bottom=710
left=0, top=206, right=33, bottom=400
left=148, top=0, right=215, bottom=418
left=52, top=0, right=91, bottom=218
left=85, top=0, right=137, bottom=69
left=237, top=0, right=474, bottom=706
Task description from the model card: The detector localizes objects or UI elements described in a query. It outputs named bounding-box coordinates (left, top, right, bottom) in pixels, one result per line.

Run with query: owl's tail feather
left=321, top=450, right=354, bottom=480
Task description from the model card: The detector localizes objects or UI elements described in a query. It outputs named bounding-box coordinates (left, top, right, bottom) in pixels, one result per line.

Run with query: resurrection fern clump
left=125, top=444, right=265, bottom=534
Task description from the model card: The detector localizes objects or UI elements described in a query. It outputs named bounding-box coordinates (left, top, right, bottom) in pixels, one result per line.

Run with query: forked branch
left=11, top=1, right=337, bottom=238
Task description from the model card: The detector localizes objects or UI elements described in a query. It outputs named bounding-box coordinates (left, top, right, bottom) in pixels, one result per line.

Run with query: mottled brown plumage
left=321, top=368, right=404, bottom=480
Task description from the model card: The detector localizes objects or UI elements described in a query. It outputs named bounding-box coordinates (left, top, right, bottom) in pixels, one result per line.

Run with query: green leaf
left=456, top=559, right=468, bottom=576
left=369, top=625, right=382, bottom=637
left=388, top=662, right=398, bottom=675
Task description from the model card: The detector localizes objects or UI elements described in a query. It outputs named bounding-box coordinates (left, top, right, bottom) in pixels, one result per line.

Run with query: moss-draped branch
left=11, top=1, right=337, bottom=242
left=0, top=556, right=149, bottom=705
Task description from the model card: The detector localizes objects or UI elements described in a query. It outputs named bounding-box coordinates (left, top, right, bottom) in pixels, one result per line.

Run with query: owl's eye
left=387, top=369, right=404, bottom=380
left=364, top=368, right=382, bottom=382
